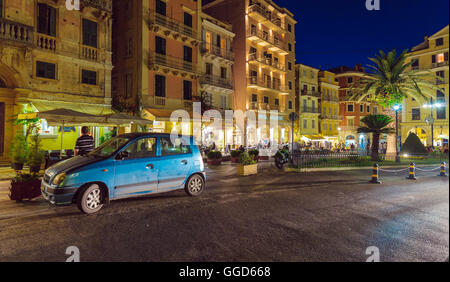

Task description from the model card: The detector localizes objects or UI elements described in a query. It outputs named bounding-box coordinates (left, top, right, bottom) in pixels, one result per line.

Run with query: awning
left=302, top=135, right=327, bottom=141
left=29, top=100, right=114, bottom=116
left=143, top=108, right=202, bottom=122
left=104, top=112, right=153, bottom=126
left=18, top=109, right=107, bottom=126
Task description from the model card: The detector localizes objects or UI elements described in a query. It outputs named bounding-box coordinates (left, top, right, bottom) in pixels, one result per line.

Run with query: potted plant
left=248, top=149, right=259, bottom=162
left=9, top=133, right=28, bottom=171
left=230, top=150, right=242, bottom=163
left=9, top=173, right=42, bottom=202
left=207, top=151, right=223, bottom=165
left=27, top=135, right=45, bottom=173
left=237, top=151, right=258, bottom=176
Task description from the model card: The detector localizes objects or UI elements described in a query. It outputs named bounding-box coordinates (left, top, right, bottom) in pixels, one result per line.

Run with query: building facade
left=318, top=70, right=341, bottom=146
left=112, top=0, right=201, bottom=136
left=402, top=25, right=449, bottom=147
left=295, top=64, right=321, bottom=144
left=203, top=0, right=297, bottom=146
left=0, top=0, right=113, bottom=160
left=330, top=65, right=380, bottom=149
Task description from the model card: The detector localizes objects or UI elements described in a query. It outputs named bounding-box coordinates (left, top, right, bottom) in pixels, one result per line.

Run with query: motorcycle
left=274, top=146, right=290, bottom=169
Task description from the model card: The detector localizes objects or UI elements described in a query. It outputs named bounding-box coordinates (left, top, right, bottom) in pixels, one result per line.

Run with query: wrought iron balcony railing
left=201, top=42, right=234, bottom=61
left=247, top=76, right=290, bottom=93
left=321, top=95, right=339, bottom=102
left=248, top=53, right=286, bottom=72
left=248, top=4, right=284, bottom=30
left=149, top=11, right=197, bottom=40
left=149, top=53, right=198, bottom=74
left=300, top=107, right=319, bottom=114
left=247, top=28, right=287, bottom=52
left=200, top=74, right=233, bottom=90
left=300, top=90, right=321, bottom=97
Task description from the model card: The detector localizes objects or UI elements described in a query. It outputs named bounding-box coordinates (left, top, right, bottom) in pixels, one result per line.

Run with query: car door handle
left=146, top=164, right=154, bottom=169
left=181, top=160, right=188, bottom=165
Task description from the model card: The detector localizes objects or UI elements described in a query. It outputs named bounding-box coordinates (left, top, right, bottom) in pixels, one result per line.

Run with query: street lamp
left=393, top=104, right=401, bottom=163
left=423, top=98, right=444, bottom=149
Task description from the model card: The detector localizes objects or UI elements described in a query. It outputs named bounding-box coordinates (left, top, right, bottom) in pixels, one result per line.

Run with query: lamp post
left=289, top=112, right=299, bottom=162
left=393, top=104, right=401, bottom=163
left=423, top=98, right=444, bottom=149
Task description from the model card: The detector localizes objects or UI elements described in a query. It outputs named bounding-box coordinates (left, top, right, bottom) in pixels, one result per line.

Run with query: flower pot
left=207, top=158, right=222, bottom=165
left=30, top=165, right=41, bottom=173
left=11, top=163, right=24, bottom=171
left=9, top=179, right=42, bottom=201
left=237, top=163, right=258, bottom=176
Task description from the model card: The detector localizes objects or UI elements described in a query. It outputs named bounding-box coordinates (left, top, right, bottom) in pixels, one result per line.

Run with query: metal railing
left=300, top=90, right=321, bottom=97
left=149, top=11, right=197, bottom=40
left=201, top=42, right=234, bottom=61
left=247, top=76, right=289, bottom=92
left=300, top=107, right=319, bottom=113
left=0, top=18, right=33, bottom=45
left=432, top=61, right=449, bottom=68
left=248, top=4, right=284, bottom=30
left=200, top=74, right=233, bottom=89
left=320, top=114, right=343, bottom=120
left=149, top=53, right=198, bottom=74
left=248, top=53, right=286, bottom=72
left=247, top=28, right=287, bottom=51
left=322, top=95, right=339, bottom=102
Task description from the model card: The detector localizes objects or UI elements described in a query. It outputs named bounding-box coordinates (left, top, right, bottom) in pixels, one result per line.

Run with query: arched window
left=0, top=78, right=7, bottom=88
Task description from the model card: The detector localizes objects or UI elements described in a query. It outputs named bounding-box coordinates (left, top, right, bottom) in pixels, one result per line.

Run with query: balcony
left=246, top=28, right=288, bottom=55
left=149, top=53, right=199, bottom=78
left=301, top=90, right=321, bottom=98
left=0, top=18, right=33, bottom=46
left=200, top=74, right=233, bottom=92
left=201, top=42, right=234, bottom=62
left=149, top=12, right=198, bottom=45
left=432, top=61, right=449, bottom=69
left=436, top=77, right=448, bottom=85
left=300, top=107, right=319, bottom=114
left=247, top=76, right=290, bottom=95
left=82, top=0, right=112, bottom=13
left=247, top=4, right=285, bottom=31
left=320, top=114, right=343, bottom=120
left=248, top=53, right=286, bottom=73
left=80, top=45, right=101, bottom=61
left=143, top=96, right=195, bottom=111
left=248, top=102, right=284, bottom=112
left=35, top=33, right=58, bottom=51
left=322, top=95, right=339, bottom=102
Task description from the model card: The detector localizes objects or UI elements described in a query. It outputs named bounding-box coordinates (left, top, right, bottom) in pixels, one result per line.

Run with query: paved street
left=0, top=162, right=448, bottom=262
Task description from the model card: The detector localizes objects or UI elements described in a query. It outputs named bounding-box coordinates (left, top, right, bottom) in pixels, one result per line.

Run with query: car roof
left=117, top=133, right=193, bottom=140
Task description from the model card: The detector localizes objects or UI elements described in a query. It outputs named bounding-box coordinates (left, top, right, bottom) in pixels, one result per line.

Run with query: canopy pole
left=60, top=121, right=64, bottom=159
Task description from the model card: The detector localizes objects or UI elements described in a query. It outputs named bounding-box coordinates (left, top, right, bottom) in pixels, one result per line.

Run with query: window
left=367, top=105, right=370, bottom=113
left=288, top=100, right=292, bottom=110
left=275, top=98, right=279, bottom=105
left=155, top=36, right=166, bottom=55
left=155, top=75, right=165, bottom=97
left=220, top=95, right=227, bottom=109
left=347, top=118, right=354, bottom=127
left=81, top=69, right=97, bottom=85
left=125, top=74, right=132, bottom=98
left=412, top=108, right=420, bottom=120
left=303, top=119, right=307, bottom=129
left=220, top=67, right=227, bottom=79
left=360, top=104, right=364, bottom=112
left=161, top=136, right=191, bottom=156
left=205, top=63, right=212, bottom=75
left=411, top=58, right=419, bottom=69
left=288, top=43, right=292, bottom=51
left=263, top=96, right=269, bottom=104
left=323, top=123, right=327, bottom=131
left=251, top=94, right=258, bottom=102
left=432, top=53, right=448, bottom=64
left=436, top=38, right=444, bottom=46
left=37, top=3, right=56, bottom=36
left=288, top=62, right=292, bottom=70
left=124, top=138, right=156, bottom=159
left=82, top=19, right=98, bottom=48
left=311, top=71, right=314, bottom=78
left=347, top=77, right=353, bottom=84
left=287, top=23, right=292, bottom=32
left=184, top=12, right=192, bottom=28
left=183, top=80, right=192, bottom=100
left=347, top=104, right=354, bottom=112
left=288, top=81, right=292, bottom=90
left=156, top=0, right=166, bottom=16
left=0, top=0, right=3, bottom=18
left=312, top=119, right=315, bottom=129
left=36, top=61, right=56, bottom=79
left=183, top=46, right=192, bottom=62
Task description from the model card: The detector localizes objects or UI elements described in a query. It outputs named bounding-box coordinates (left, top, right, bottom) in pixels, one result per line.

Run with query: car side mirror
left=116, top=150, right=129, bottom=160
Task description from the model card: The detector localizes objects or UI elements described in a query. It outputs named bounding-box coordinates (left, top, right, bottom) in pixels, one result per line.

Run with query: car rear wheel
left=77, top=183, right=104, bottom=214
left=185, top=174, right=204, bottom=196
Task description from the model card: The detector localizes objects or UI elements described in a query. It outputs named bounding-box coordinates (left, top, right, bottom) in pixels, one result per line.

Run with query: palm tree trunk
left=371, top=132, right=380, bottom=160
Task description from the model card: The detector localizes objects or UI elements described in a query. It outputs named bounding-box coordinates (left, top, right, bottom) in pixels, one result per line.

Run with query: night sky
left=271, top=0, right=449, bottom=70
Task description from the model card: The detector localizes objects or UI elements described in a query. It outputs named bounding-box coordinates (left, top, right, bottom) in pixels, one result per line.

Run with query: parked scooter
left=274, top=145, right=290, bottom=169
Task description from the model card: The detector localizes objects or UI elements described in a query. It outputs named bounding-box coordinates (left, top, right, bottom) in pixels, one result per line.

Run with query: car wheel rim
left=189, top=177, right=203, bottom=193
left=86, top=185, right=101, bottom=210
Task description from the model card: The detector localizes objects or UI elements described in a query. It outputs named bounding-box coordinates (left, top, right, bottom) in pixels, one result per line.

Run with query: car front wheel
left=185, top=174, right=204, bottom=196
left=77, top=183, right=104, bottom=214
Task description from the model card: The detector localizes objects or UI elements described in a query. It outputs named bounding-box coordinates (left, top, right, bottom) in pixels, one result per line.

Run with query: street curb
left=284, top=164, right=443, bottom=173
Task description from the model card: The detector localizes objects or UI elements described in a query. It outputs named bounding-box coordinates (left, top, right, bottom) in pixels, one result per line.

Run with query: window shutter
left=37, top=3, right=47, bottom=34
left=48, top=6, right=56, bottom=36
left=432, top=54, right=436, bottom=63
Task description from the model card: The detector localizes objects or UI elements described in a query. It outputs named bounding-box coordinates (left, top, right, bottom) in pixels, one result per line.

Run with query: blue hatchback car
left=41, top=133, right=206, bottom=214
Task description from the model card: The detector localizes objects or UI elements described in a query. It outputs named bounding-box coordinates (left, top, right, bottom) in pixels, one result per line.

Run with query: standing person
left=75, top=126, right=95, bottom=156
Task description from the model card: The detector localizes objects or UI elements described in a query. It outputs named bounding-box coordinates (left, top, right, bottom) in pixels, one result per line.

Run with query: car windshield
left=88, top=137, right=130, bottom=158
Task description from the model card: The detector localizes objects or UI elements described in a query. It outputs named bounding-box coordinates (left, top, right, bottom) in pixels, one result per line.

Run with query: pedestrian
left=75, top=126, right=95, bottom=156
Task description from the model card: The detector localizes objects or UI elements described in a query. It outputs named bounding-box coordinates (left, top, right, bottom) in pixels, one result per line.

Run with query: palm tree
left=349, top=49, right=440, bottom=107
left=358, top=114, right=395, bottom=161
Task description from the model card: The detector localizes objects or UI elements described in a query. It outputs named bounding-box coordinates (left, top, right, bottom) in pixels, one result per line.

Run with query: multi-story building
left=203, top=0, right=296, bottom=146
left=295, top=64, right=321, bottom=144
left=0, top=0, right=113, bottom=160
left=199, top=12, right=235, bottom=149
left=112, top=0, right=201, bottom=135
left=318, top=70, right=341, bottom=146
left=330, top=65, right=380, bottom=149
left=402, top=25, right=449, bottom=147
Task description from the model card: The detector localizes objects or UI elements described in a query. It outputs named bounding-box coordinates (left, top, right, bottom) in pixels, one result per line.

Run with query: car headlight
left=52, top=172, right=66, bottom=187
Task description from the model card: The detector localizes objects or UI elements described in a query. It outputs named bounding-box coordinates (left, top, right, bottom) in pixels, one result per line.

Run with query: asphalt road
left=0, top=163, right=448, bottom=262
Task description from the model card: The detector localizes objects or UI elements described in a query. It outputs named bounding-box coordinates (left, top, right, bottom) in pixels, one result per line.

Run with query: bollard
left=438, top=162, right=447, bottom=177
left=406, top=162, right=416, bottom=180
left=369, top=163, right=381, bottom=184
